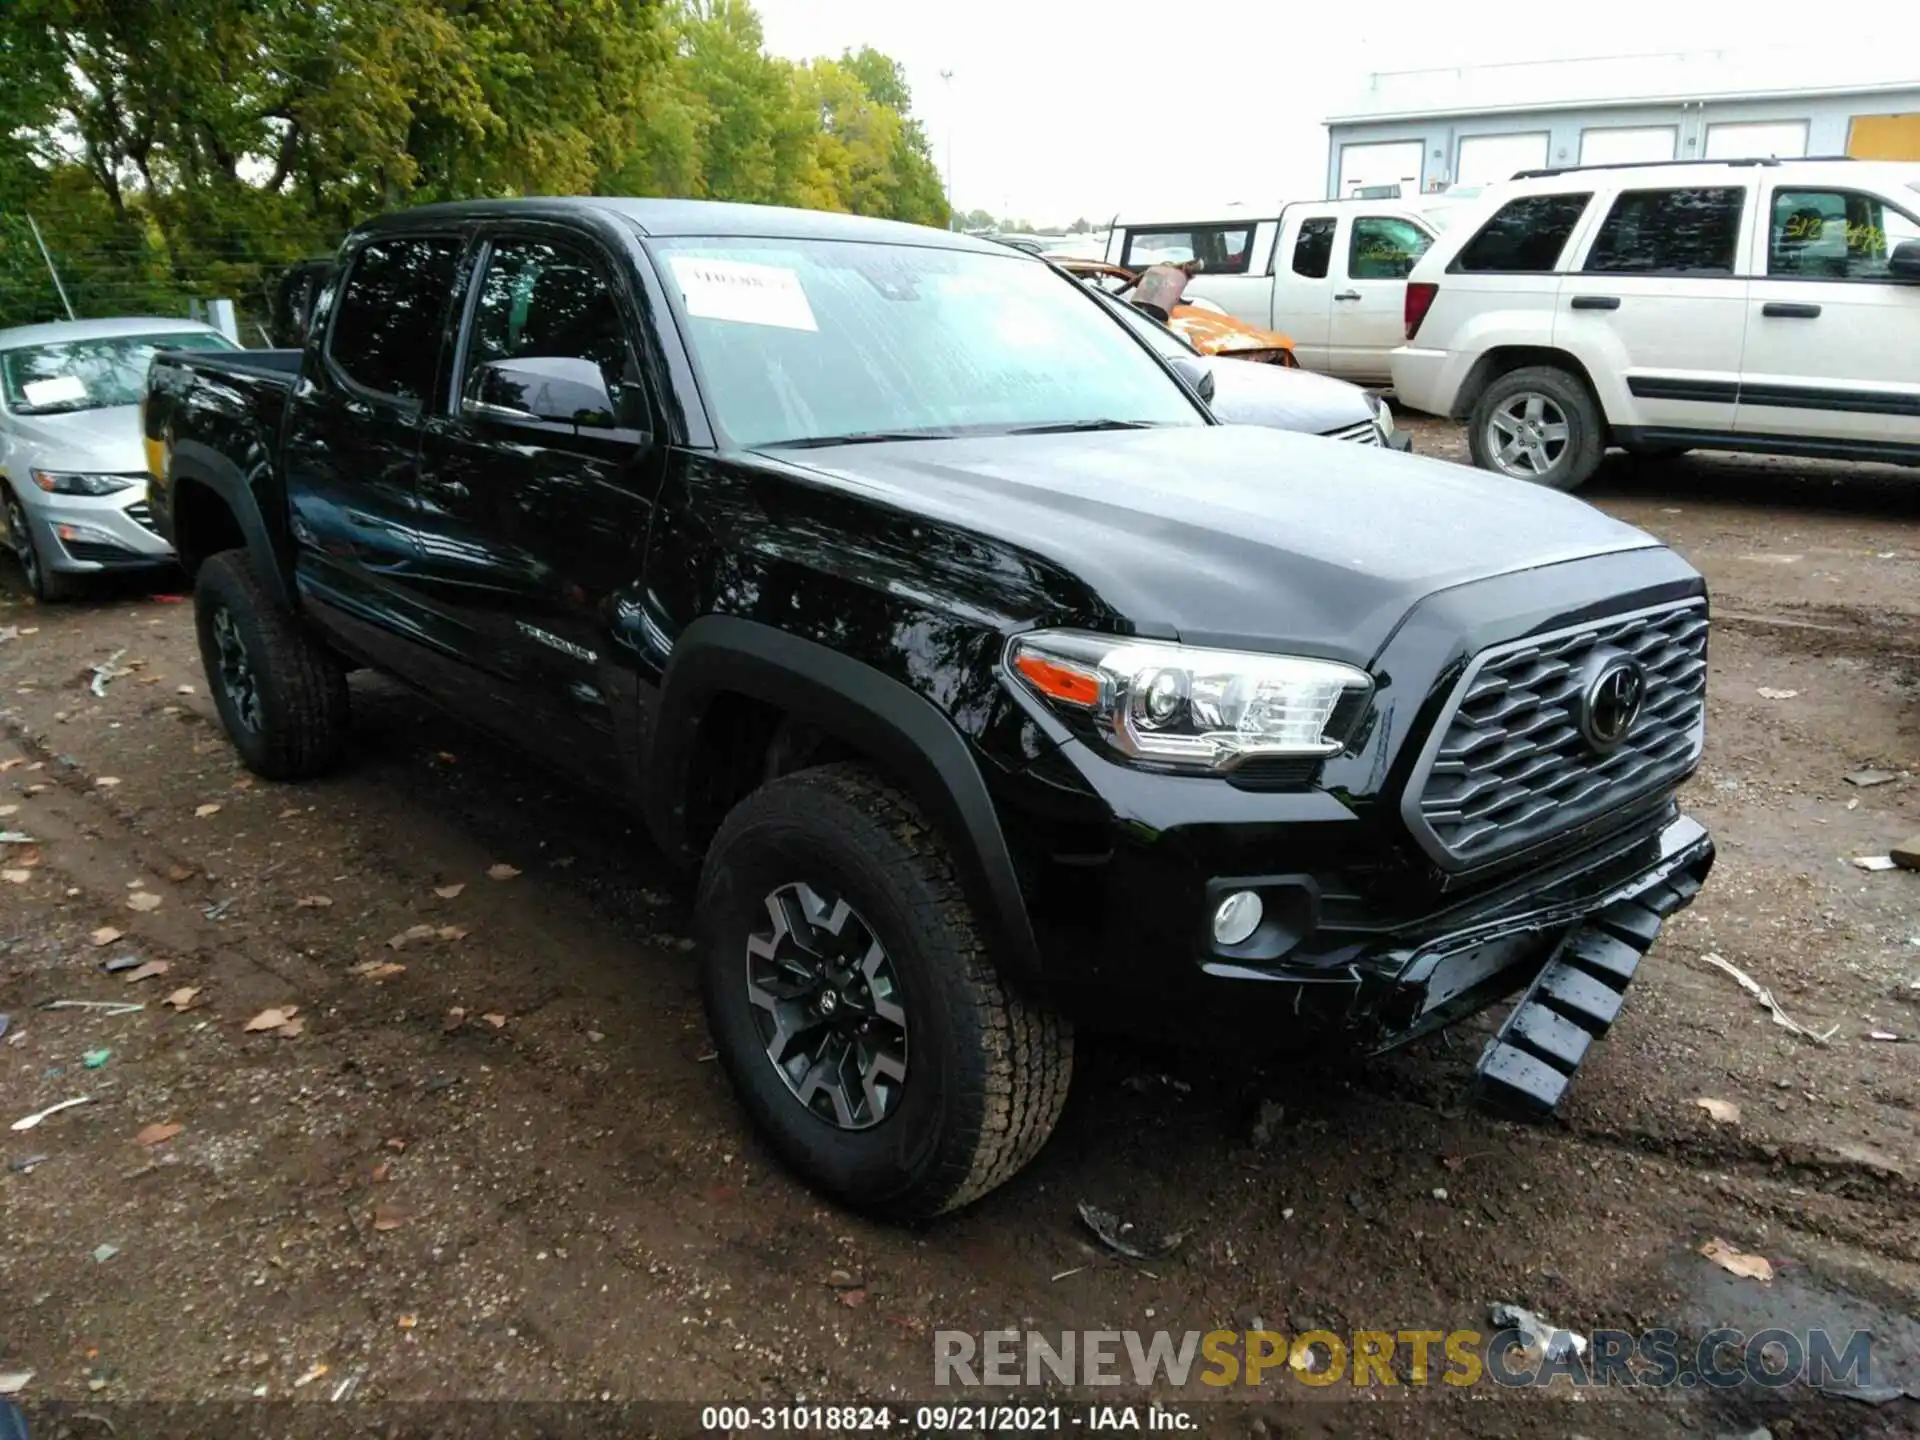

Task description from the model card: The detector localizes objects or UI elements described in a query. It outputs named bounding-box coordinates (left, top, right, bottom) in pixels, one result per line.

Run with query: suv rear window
left=327, top=236, right=462, bottom=402
left=1583, top=187, right=1745, bottom=275
left=1452, top=193, right=1591, bottom=273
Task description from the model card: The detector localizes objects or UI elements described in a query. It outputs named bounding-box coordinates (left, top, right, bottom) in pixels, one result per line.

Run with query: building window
left=1452, top=193, right=1592, bottom=273
left=1704, top=120, right=1808, bottom=160
left=1582, top=187, right=1745, bottom=275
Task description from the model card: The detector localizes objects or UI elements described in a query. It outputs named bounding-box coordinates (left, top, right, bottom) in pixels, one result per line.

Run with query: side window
left=1123, top=224, right=1255, bottom=275
left=463, top=238, right=646, bottom=429
left=1769, top=188, right=1920, bottom=280
left=1452, top=193, right=1592, bottom=273
left=1349, top=217, right=1433, bottom=280
left=1291, top=218, right=1337, bottom=279
left=326, top=237, right=461, bottom=402
left=1582, top=187, right=1745, bottom=275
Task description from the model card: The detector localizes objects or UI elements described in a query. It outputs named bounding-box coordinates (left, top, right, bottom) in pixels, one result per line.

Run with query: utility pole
left=26, top=214, right=76, bottom=321
left=939, top=69, right=955, bottom=229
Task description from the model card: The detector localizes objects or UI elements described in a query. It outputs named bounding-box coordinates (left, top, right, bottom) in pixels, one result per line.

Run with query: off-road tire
left=193, top=548, right=350, bottom=780
left=1468, top=364, right=1606, bottom=492
left=696, top=762, right=1072, bottom=1218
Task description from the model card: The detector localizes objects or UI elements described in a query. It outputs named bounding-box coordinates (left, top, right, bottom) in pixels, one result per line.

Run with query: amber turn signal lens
left=1014, top=651, right=1101, bottom=707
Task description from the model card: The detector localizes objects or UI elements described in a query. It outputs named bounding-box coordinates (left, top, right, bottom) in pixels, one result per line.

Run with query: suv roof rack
left=1512, top=155, right=1858, bottom=180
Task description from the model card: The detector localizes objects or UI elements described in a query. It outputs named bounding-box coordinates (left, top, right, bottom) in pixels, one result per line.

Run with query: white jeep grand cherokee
left=1391, top=157, right=1920, bottom=491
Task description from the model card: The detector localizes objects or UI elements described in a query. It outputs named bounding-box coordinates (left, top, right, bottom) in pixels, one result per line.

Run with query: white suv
left=1391, top=158, right=1920, bottom=490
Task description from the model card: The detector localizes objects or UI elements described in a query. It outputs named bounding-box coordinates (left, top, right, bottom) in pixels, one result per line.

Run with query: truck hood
left=1202, top=361, right=1375, bottom=434
left=770, top=425, right=1665, bottom=665
left=4, top=405, right=147, bottom=474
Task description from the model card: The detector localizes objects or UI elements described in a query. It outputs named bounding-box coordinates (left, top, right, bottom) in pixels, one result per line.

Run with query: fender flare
left=645, top=615, right=1046, bottom=993
left=167, top=438, right=294, bottom=608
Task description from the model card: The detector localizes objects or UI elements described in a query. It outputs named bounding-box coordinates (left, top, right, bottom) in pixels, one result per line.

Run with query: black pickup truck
left=145, top=198, right=1714, bottom=1217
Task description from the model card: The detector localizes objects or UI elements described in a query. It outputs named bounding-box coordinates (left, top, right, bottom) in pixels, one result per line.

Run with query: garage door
left=1849, top=113, right=1920, bottom=160
left=1704, top=120, right=1808, bottom=159
left=1338, top=141, right=1423, bottom=198
left=1579, top=126, right=1678, bottom=166
left=1455, top=132, right=1549, bottom=186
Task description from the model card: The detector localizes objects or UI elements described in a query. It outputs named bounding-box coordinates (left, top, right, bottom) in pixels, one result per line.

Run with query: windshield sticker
left=668, top=257, right=818, bottom=332
left=21, top=375, right=87, bottom=407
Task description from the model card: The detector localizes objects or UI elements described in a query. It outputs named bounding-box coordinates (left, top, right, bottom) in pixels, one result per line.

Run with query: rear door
left=1558, top=184, right=1752, bottom=435
left=409, top=224, right=665, bottom=773
left=1326, top=212, right=1436, bottom=384
left=1268, top=211, right=1339, bottom=371
left=282, top=231, right=464, bottom=670
left=1737, top=181, right=1920, bottom=456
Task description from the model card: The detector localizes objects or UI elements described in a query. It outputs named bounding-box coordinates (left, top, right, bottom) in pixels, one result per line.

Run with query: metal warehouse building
left=1323, top=48, right=1920, bottom=200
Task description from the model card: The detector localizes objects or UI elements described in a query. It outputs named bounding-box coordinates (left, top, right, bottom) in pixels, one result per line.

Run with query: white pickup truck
left=1104, top=198, right=1463, bottom=386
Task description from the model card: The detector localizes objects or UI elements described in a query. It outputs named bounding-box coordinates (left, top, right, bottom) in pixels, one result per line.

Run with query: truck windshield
left=0, top=330, right=237, bottom=415
left=651, top=237, right=1205, bottom=448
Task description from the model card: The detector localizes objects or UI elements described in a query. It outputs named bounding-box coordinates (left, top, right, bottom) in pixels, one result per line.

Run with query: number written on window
left=1769, top=188, right=1920, bottom=280
left=327, top=237, right=461, bottom=402
left=1349, top=217, right=1433, bottom=280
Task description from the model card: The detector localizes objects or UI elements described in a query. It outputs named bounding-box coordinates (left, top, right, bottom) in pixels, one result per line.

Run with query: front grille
left=1403, top=601, right=1707, bottom=870
left=1322, top=419, right=1382, bottom=445
left=125, top=500, right=160, bottom=535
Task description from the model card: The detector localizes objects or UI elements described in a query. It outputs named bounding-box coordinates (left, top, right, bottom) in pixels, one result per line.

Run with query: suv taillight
left=1404, top=281, right=1438, bottom=341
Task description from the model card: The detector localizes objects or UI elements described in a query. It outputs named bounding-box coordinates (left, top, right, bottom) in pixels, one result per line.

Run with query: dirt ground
left=2, top=422, right=1919, bottom=1439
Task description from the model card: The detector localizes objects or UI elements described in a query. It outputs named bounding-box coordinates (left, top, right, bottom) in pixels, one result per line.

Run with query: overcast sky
left=751, top=0, right=1912, bottom=223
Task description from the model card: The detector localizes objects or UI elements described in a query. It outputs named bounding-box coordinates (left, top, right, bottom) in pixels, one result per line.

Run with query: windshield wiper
left=1003, top=419, right=1160, bottom=435
left=758, top=429, right=960, bottom=450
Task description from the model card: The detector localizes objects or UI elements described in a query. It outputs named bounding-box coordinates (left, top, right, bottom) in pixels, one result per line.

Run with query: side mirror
left=1169, top=354, right=1216, bottom=404
left=467, top=356, right=616, bottom=428
left=1889, top=240, right=1920, bottom=281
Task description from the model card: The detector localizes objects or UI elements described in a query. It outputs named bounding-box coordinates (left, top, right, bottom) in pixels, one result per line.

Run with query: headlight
left=32, top=470, right=140, bottom=497
left=1365, top=393, right=1395, bottom=439
left=1006, top=630, right=1371, bottom=773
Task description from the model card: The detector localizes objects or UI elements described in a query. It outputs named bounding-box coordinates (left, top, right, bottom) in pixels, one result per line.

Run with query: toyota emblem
left=1580, top=658, right=1646, bottom=753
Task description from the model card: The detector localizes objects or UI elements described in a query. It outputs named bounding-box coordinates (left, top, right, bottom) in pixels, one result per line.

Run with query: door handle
left=1333, top=290, right=1361, bottom=301
left=1762, top=302, right=1822, bottom=318
left=1570, top=295, right=1620, bottom=310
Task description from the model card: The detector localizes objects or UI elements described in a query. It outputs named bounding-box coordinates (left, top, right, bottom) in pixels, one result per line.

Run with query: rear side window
left=1123, top=224, right=1255, bottom=275
left=1350, top=216, right=1433, bottom=280
left=1582, top=187, right=1745, bottom=275
left=1291, top=218, right=1337, bottom=279
left=327, top=236, right=462, bottom=402
left=1452, top=193, right=1592, bottom=273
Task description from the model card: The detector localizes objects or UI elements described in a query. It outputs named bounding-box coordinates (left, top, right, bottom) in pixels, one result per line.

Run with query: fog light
left=1212, top=890, right=1263, bottom=947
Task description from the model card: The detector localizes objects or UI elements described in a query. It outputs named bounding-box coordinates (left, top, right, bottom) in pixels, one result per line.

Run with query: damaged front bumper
left=1040, top=806, right=1713, bottom=1112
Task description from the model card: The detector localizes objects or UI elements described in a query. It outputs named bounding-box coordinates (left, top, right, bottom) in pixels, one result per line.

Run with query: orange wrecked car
left=1047, top=258, right=1298, bottom=367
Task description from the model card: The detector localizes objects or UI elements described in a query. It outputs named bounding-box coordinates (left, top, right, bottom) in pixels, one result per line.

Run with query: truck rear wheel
left=696, top=762, right=1072, bottom=1218
left=1468, top=365, right=1605, bottom=491
left=193, top=549, right=350, bottom=780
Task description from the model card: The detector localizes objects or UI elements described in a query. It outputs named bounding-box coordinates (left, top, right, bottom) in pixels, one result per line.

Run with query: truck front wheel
left=193, top=550, right=350, bottom=780
left=696, top=763, right=1072, bottom=1218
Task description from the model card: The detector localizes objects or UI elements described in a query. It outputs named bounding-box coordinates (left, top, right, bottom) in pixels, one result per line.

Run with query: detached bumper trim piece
left=1474, top=899, right=1661, bottom=1116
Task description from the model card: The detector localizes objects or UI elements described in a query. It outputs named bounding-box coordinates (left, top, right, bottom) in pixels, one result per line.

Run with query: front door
left=1737, top=181, right=1920, bottom=458
left=410, top=228, right=664, bottom=776
left=1558, top=183, right=1752, bottom=435
left=1325, top=213, right=1435, bottom=385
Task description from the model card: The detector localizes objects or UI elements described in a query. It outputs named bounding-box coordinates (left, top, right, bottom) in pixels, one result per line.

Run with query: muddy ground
left=2, top=421, right=1918, bottom=1439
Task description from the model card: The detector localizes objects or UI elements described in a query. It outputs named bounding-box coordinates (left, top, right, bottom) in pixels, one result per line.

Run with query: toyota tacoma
left=143, top=199, right=1714, bottom=1217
